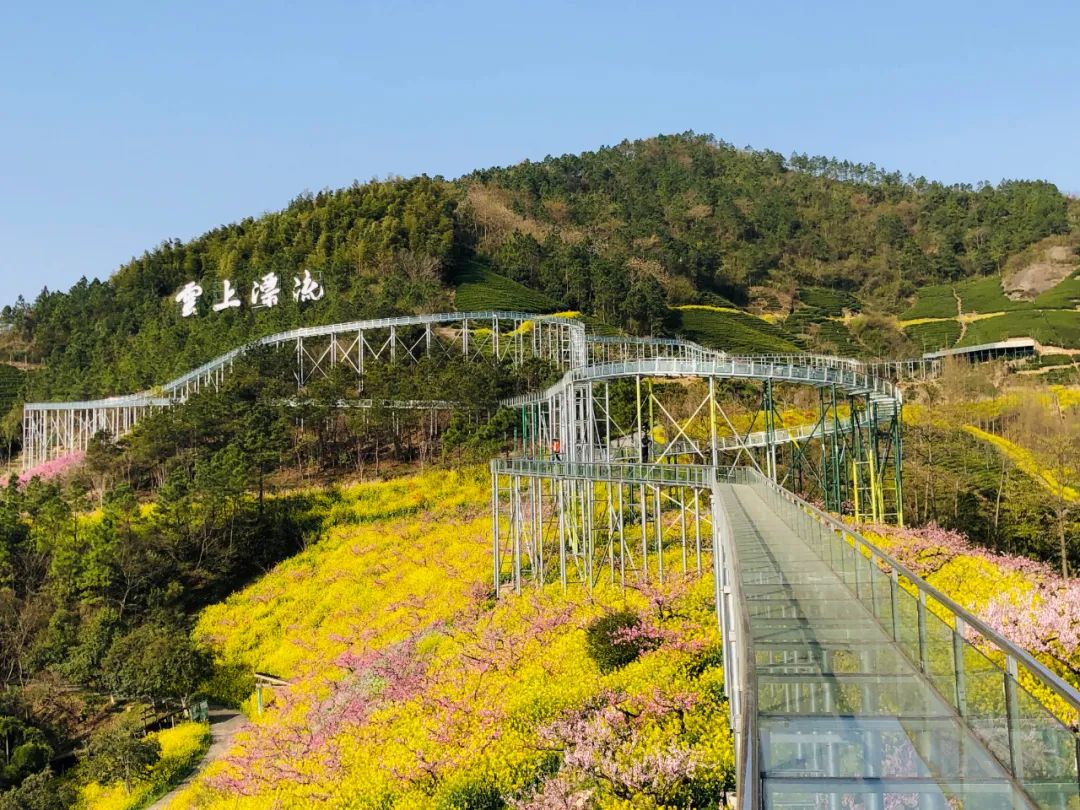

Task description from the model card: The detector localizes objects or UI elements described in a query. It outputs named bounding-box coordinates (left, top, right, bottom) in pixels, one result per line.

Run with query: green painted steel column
left=894, top=403, right=905, bottom=526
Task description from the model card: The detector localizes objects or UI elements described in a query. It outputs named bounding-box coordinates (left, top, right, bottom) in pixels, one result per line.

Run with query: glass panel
left=1011, top=675, right=1080, bottom=795
left=857, top=552, right=876, bottom=614
left=893, top=580, right=920, bottom=663
left=867, top=561, right=894, bottom=633
left=725, top=484, right=1080, bottom=810
left=760, top=716, right=1010, bottom=781
left=762, top=777, right=1024, bottom=810
left=957, top=634, right=1010, bottom=769
left=923, top=607, right=959, bottom=712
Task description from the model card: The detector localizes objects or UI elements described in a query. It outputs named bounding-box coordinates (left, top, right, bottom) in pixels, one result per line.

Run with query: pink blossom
left=538, top=695, right=699, bottom=803
left=856, top=520, right=1080, bottom=684
left=16, top=451, right=85, bottom=486
left=509, top=773, right=593, bottom=809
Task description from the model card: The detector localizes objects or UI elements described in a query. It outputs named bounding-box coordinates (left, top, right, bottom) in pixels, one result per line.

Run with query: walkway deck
left=721, top=484, right=1041, bottom=809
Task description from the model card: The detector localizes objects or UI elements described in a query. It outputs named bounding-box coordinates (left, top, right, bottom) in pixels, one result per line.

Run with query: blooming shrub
left=80, top=721, right=210, bottom=810
left=166, top=468, right=733, bottom=808
left=16, top=451, right=85, bottom=486
left=857, top=520, right=1080, bottom=723
left=584, top=611, right=658, bottom=673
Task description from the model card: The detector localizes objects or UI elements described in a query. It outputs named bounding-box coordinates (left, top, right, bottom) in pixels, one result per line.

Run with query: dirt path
left=952, top=287, right=968, bottom=343
left=148, top=709, right=245, bottom=809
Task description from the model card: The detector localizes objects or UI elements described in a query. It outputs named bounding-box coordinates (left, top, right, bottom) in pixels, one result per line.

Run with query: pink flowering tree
left=532, top=694, right=701, bottom=805
left=16, top=451, right=85, bottom=486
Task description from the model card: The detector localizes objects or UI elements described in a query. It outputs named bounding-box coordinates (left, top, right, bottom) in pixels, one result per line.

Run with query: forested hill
left=2, top=132, right=1074, bottom=402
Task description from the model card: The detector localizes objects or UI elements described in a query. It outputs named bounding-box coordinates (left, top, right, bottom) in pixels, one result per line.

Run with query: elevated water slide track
left=491, top=464, right=1080, bottom=807
left=22, top=311, right=926, bottom=471
left=22, top=312, right=583, bottom=469
left=485, top=325, right=1078, bottom=807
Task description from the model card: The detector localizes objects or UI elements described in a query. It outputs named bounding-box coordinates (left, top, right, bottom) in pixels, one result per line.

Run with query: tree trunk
left=1059, top=513, right=1069, bottom=578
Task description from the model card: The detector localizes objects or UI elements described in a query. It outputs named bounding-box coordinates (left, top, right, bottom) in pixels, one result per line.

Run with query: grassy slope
left=452, top=263, right=563, bottom=312
left=674, top=306, right=802, bottom=354
left=169, top=469, right=731, bottom=808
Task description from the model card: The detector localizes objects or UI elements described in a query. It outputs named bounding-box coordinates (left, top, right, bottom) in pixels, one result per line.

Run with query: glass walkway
left=719, top=480, right=1080, bottom=809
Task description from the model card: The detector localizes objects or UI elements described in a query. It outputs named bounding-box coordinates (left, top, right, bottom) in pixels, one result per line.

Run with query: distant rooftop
left=923, top=337, right=1036, bottom=361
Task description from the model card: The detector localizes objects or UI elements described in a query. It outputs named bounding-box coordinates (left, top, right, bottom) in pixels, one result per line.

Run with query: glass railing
left=492, top=458, right=715, bottom=487
left=735, top=468, right=1080, bottom=807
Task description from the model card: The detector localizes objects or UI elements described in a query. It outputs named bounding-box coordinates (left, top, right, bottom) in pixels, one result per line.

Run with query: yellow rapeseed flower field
left=166, top=468, right=732, bottom=809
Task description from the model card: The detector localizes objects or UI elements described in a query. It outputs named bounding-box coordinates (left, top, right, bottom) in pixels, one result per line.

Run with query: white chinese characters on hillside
left=174, top=273, right=325, bottom=317
left=293, top=269, right=324, bottom=302
left=174, top=281, right=203, bottom=318
left=251, top=273, right=282, bottom=308
left=213, top=279, right=242, bottom=312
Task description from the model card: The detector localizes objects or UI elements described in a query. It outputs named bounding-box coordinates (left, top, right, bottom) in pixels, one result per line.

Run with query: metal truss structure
left=487, top=325, right=1079, bottom=808
left=22, top=311, right=582, bottom=469
left=23, top=311, right=922, bottom=473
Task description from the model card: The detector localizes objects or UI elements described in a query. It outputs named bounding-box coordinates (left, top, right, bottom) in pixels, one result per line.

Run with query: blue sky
left=1, top=1, right=1078, bottom=307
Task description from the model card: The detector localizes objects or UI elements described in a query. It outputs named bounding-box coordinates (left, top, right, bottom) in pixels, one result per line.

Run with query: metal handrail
left=738, top=467, right=1080, bottom=728
left=710, top=477, right=759, bottom=809
left=492, top=458, right=716, bottom=487
left=25, top=310, right=582, bottom=409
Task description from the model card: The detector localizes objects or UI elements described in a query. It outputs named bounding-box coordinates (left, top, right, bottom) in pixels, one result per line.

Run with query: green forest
left=2, top=132, right=1074, bottom=408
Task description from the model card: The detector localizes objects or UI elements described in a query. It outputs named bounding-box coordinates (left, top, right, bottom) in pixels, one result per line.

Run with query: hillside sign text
left=175, top=270, right=325, bottom=318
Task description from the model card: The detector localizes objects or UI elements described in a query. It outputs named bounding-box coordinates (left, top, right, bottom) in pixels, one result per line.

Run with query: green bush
left=1038, top=366, right=1080, bottom=385
left=585, top=611, right=657, bottom=673
left=201, top=660, right=255, bottom=709
left=0, top=769, right=74, bottom=810
left=439, top=779, right=505, bottom=810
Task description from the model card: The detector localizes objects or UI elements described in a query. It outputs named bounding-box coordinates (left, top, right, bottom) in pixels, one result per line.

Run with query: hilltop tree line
left=470, top=133, right=1068, bottom=310
left=0, top=132, right=1069, bottom=407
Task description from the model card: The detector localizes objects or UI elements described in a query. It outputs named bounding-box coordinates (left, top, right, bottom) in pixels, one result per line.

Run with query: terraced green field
left=902, top=284, right=957, bottom=319
left=904, top=270, right=1080, bottom=320
left=1032, top=272, right=1080, bottom=309
left=453, top=264, right=563, bottom=312
left=1033, top=366, right=1080, bottom=385
left=675, top=307, right=802, bottom=354
left=783, top=307, right=863, bottom=356
left=903, top=319, right=961, bottom=352
left=798, top=287, right=858, bottom=316
left=1019, top=353, right=1076, bottom=370
left=952, top=276, right=1029, bottom=314
left=958, top=310, right=1080, bottom=349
